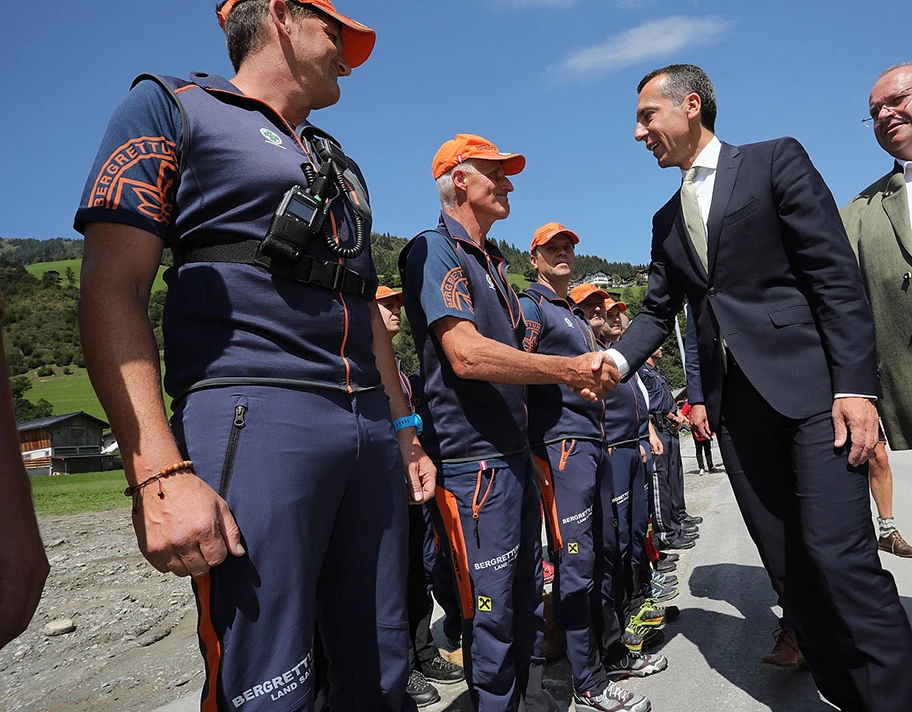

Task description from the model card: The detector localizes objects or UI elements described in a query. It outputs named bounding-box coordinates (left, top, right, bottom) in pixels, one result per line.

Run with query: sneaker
left=761, top=629, right=807, bottom=668
left=605, top=651, right=669, bottom=680
left=654, top=559, right=677, bottom=574
left=682, top=513, right=703, bottom=525
left=622, top=622, right=663, bottom=653
left=651, top=570, right=678, bottom=587
left=420, top=655, right=464, bottom=684
left=682, top=523, right=699, bottom=535
left=649, top=582, right=678, bottom=602
left=698, top=468, right=706, bottom=475
left=658, top=551, right=679, bottom=563
left=406, top=669, right=440, bottom=707
left=543, top=558, right=555, bottom=585
left=645, top=602, right=680, bottom=623
left=631, top=602, right=665, bottom=628
left=572, top=681, right=651, bottom=712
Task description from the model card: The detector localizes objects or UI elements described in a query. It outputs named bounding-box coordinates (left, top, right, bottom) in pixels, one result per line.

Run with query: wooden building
left=17, top=412, right=113, bottom=476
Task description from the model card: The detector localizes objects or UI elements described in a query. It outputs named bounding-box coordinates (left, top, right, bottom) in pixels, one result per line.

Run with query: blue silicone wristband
left=393, top=414, right=423, bottom=436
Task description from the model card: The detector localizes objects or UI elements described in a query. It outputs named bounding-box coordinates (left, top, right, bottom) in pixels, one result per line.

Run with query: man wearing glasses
left=842, top=62, right=912, bottom=555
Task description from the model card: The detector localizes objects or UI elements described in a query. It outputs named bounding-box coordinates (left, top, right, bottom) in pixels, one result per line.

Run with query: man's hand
left=689, top=404, right=712, bottom=440
left=832, top=397, right=879, bottom=467
left=649, top=430, right=664, bottom=456
left=639, top=444, right=648, bottom=463
left=568, top=352, right=621, bottom=400
left=398, top=431, right=436, bottom=504
left=133, top=472, right=245, bottom=577
left=0, top=486, right=50, bottom=649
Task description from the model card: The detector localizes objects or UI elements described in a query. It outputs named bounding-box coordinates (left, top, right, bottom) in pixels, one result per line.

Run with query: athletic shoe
left=698, top=468, right=706, bottom=475
left=682, top=531, right=700, bottom=541
left=649, top=582, right=679, bottom=602
left=683, top=523, right=699, bottom=534
left=654, top=559, right=677, bottom=573
left=651, top=570, right=678, bottom=587
left=658, top=551, right=679, bottom=563
left=622, top=622, right=663, bottom=652
left=543, top=558, right=555, bottom=585
left=572, top=682, right=651, bottom=712
left=605, top=651, right=668, bottom=680
left=682, top=513, right=703, bottom=525
left=421, top=655, right=464, bottom=684
left=406, top=669, right=440, bottom=707
left=631, top=602, right=665, bottom=628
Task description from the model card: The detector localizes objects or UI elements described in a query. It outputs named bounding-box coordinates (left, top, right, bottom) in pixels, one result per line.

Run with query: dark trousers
left=694, top=438, right=714, bottom=470
left=407, top=504, right=438, bottom=670
left=667, top=432, right=686, bottom=518
left=533, top=440, right=610, bottom=695
left=651, top=428, right=684, bottom=544
left=174, top=386, right=414, bottom=712
left=718, top=360, right=912, bottom=712
left=433, top=458, right=545, bottom=711
left=607, top=445, right=649, bottom=629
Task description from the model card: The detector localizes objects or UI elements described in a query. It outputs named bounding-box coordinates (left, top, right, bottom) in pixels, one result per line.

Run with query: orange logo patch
left=89, top=136, right=179, bottom=223
left=441, top=267, right=474, bottom=313
left=523, top=320, right=542, bottom=352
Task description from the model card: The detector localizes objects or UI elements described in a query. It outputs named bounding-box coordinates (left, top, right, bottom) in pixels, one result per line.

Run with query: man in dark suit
left=608, top=63, right=912, bottom=711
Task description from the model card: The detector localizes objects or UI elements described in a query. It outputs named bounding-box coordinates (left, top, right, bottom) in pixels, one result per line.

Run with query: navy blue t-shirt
left=74, top=73, right=380, bottom=401
left=401, top=214, right=528, bottom=473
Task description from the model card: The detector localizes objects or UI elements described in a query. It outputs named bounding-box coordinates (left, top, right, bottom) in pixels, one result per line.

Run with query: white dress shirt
left=901, top=159, right=912, bottom=233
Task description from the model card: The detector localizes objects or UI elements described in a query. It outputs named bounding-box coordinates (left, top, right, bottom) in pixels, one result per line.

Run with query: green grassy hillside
left=30, top=470, right=130, bottom=516
left=26, top=258, right=168, bottom=292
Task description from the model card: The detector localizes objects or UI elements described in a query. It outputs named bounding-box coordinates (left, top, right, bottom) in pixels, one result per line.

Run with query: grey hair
left=436, top=159, right=480, bottom=209
left=877, top=62, right=912, bottom=80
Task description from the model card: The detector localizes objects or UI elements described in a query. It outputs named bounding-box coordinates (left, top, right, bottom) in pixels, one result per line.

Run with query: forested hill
left=0, top=238, right=84, bottom=264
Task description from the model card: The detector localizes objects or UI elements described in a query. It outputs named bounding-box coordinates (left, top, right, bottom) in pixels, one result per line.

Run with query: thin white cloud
left=495, top=0, right=580, bottom=7
left=556, top=16, right=733, bottom=77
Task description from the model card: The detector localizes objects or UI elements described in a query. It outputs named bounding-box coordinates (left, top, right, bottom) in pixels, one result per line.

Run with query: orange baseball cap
left=570, top=283, right=612, bottom=306
left=530, top=222, right=580, bottom=253
left=431, top=134, right=526, bottom=180
left=216, top=0, right=376, bottom=69
left=375, top=285, right=403, bottom=303
left=605, top=297, right=627, bottom=313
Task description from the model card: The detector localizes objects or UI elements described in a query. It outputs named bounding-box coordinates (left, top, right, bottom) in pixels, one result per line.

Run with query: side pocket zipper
left=219, top=402, right=247, bottom=498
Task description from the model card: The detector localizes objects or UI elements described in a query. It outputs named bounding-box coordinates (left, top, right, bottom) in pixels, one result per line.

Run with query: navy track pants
left=172, top=386, right=414, bottom=712
left=533, top=440, right=611, bottom=696
left=432, top=458, right=545, bottom=711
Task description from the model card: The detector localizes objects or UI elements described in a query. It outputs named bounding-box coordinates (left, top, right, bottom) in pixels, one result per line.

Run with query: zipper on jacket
left=219, top=402, right=247, bottom=498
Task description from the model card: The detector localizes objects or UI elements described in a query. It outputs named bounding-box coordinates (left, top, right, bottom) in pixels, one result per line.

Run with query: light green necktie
left=681, top=167, right=708, bottom=272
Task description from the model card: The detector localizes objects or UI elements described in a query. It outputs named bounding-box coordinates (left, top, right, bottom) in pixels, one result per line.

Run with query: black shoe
left=682, top=531, right=700, bottom=541
left=660, top=537, right=695, bottom=550
left=420, top=655, right=464, bottom=684
left=655, top=560, right=677, bottom=573
left=682, top=514, right=703, bottom=525
left=406, top=670, right=440, bottom=707
left=683, top=524, right=699, bottom=534
left=658, top=551, right=679, bottom=563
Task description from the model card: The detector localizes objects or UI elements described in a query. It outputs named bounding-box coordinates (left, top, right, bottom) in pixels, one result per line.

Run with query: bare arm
left=369, top=302, right=435, bottom=504
left=79, top=222, right=243, bottom=577
left=432, top=317, right=619, bottom=398
left=648, top=422, right=664, bottom=457
left=0, top=328, right=50, bottom=649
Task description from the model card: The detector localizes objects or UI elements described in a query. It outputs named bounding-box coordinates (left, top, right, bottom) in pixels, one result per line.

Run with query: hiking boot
left=572, top=681, right=651, bottom=712
left=605, top=651, right=668, bottom=680
left=761, top=629, right=806, bottom=668
left=879, top=530, right=912, bottom=558
left=651, top=570, right=678, bottom=587
left=420, top=655, right=464, bottom=684
left=631, top=602, right=665, bottom=628
left=406, top=669, right=440, bottom=707
left=622, top=622, right=663, bottom=653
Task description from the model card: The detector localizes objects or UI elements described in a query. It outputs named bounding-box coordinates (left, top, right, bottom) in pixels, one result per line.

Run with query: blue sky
left=1, top=0, right=909, bottom=265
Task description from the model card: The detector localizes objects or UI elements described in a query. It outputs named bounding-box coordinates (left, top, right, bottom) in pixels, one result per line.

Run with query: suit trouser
left=407, top=504, right=438, bottom=670
left=173, top=386, right=414, bottom=712
left=533, top=440, right=610, bottom=695
left=433, top=458, right=545, bottom=712
left=718, top=360, right=912, bottom=712
left=651, top=429, right=684, bottom=544
left=607, top=445, right=649, bottom=629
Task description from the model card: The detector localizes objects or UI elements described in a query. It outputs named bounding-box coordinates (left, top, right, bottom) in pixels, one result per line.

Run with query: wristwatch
left=393, top=413, right=423, bottom=435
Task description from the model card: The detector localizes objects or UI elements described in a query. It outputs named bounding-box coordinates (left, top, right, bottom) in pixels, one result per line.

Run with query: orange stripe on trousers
left=194, top=573, right=222, bottom=712
left=435, top=486, right=476, bottom=620
left=533, top=455, right=564, bottom=552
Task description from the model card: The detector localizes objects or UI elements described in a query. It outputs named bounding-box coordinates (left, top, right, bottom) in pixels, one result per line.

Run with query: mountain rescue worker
left=377, top=286, right=465, bottom=707
left=75, top=2, right=434, bottom=710
left=641, top=350, right=695, bottom=550
left=399, top=134, right=621, bottom=711
left=520, top=224, right=652, bottom=712
left=573, top=286, right=669, bottom=674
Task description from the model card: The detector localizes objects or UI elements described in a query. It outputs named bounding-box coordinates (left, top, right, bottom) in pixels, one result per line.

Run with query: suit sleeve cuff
left=834, top=393, right=877, bottom=401
left=606, top=348, right=630, bottom=378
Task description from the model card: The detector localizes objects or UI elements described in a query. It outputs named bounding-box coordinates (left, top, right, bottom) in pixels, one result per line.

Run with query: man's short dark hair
left=637, top=64, right=717, bottom=133
left=222, top=0, right=319, bottom=72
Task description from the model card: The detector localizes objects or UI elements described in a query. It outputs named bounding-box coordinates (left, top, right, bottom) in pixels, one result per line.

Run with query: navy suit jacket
left=616, top=138, right=877, bottom=432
